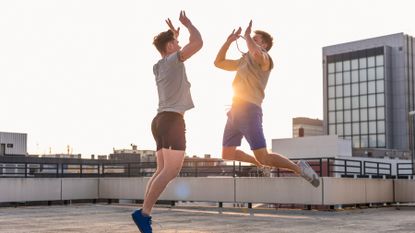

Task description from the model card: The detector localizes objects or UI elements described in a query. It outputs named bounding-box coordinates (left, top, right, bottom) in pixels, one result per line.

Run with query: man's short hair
left=153, top=30, right=175, bottom=54
left=254, top=30, right=273, bottom=51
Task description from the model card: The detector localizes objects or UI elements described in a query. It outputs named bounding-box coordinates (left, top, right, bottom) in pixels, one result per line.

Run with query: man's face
left=253, top=34, right=267, bottom=50
left=167, top=39, right=181, bottom=53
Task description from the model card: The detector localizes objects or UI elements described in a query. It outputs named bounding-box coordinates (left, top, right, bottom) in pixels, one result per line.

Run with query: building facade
left=0, top=132, right=27, bottom=156
left=323, top=33, right=415, bottom=158
left=292, top=117, right=324, bottom=137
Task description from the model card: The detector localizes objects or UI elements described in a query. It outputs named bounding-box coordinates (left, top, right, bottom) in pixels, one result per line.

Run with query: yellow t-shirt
left=232, top=52, right=274, bottom=106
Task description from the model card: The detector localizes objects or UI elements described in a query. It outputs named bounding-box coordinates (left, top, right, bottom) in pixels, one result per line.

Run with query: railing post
left=377, top=163, right=380, bottom=177
left=327, top=158, right=331, bottom=177
left=195, top=161, right=198, bottom=177
left=344, top=160, right=347, bottom=176
left=56, top=163, right=59, bottom=178
left=319, top=158, right=323, bottom=176
left=80, top=164, right=83, bottom=177
left=102, top=163, right=105, bottom=177
left=24, top=163, right=27, bottom=178
left=233, top=161, right=236, bottom=177
left=128, top=163, right=131, bottom=177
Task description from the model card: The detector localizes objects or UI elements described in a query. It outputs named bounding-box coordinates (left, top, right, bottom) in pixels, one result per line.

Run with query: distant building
left=0, top=131, right=27, bottom=156
left=323, top=33, right=415, bottom=158
left=292, top=117, right=324, bottom=138
left=42, top=154, right=82, bottom=159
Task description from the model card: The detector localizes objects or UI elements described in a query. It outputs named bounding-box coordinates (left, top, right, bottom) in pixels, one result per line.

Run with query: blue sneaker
left=131, top=209, right=152, bottom=233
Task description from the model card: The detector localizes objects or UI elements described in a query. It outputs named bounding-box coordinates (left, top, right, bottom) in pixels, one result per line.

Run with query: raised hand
left=179, top=10, right=191, bottom=27
left=165, top=18, right=180, bottom=39
left=227, top=27, right=242, bottom=43
left=244, top=20, right=252, bottom=38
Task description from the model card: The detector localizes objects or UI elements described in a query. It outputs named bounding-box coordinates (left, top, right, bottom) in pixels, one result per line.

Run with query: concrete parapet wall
left=0, top=178, right=61, bottom=202
left=62, top=178, right=99, bottom=200
left=99, top=177, right=148, bottom=199
left=159, top=177, right=234, bottom=202
left=322, top=178, right=394, bottom=205
left=235, top=177, right=323, bottom=205
left=394, top=180, right=415, bottom=202
left=0, top=177, right=410, bottom=205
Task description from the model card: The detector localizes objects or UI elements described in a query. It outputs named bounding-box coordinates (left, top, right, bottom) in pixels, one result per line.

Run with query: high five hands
left=165, top=11, right=193, bottom=39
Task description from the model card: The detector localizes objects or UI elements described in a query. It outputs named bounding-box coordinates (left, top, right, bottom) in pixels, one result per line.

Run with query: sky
left=1, top=0, right=415, bottom=158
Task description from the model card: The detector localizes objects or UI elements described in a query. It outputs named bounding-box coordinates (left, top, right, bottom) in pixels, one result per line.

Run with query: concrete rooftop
left=1, top=203, right=415, bottom=233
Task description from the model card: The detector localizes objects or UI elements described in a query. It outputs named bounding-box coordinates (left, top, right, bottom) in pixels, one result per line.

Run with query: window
left=360, top=69, right=367, bottom=82
left=336, top=73, right=343, bottom=85
left=343, top=71, right=351, bottom=84
left=344, top=123, right=352, bottom=135
left=377, top=107, right=385, bottom=120
left=336, top=111, right=343, bottom=123
left=336, top=98, right=343, bottom=110
left=368, top=56, right=375, bottom=67
left=359, top=57, right=367, bottom=69
left=360, top=95, right=367, bottom=108
left=351, top=59, right=359, bottom=70
left=328, top=74, right=335, bottom=86
left=376, top=80, right=384, bottom=92
left=360, top=82, right=367, bottom=95
left=361, top=135, right=368, bottom=147
left=369, top=121, right=377, bottom=134
left=378, top=134, right=386, bottom=147
left=344, top=110, right=351, bottom=122
left=368, top=81, right=376, bottom=94
left=328, top=63, right=335, bottom=73
left=377, top=93, right=384, bottom=106
left=6, top=144, right=13, bottom=148
left=336, top=85, right=343, bottom=97
left=352, top=70, right=359, bottom=82
left=368, top=68, right=375, bottom=80
left=329, top=87, right=335, bottom=98
left=329, top=112, right=335, bottom=123
left=378, top=120, right=385, bottom=133
left=369, top=135, right=377, bottom=147
left=344, top=97, right=351, bottom=109
left=368, top=94, right=376, bottom=107
left=376, top=55, right=384, bottom=66
left=376, top=67, right=384, bottom=80
left=329, top=99, right=335, bottom=111
left=351, top=83, right=359, bottom=96
left=336, top=61, right=343, bottom=72
left=361, top=121, right=368, bottom=134
left=368, top=107, right=376, bottom=120
left=352, top=109, right=359, bottom=121
left=360, top=108, right=368, bottom=121
left=343, top=60, right=351, bottom=71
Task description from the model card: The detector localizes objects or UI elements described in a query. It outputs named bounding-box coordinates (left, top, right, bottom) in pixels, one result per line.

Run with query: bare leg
left=144, top=150, right=164, bottom=199
left=253, top=148, right=301, bottom=174
left=142, top=148, right=185, bottom=215
left=222, top=146, right=261, bottom=166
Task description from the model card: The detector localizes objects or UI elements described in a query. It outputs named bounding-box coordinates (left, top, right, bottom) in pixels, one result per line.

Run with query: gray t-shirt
left=153, top=51, right=194, bottom=113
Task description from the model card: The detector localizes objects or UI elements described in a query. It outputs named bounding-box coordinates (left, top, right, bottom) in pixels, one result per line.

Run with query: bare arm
left=244, top=20, right=270, bottom=70
left=214, top=28, right=241, bottom=71
left=175, top=11, right=203, bottom=61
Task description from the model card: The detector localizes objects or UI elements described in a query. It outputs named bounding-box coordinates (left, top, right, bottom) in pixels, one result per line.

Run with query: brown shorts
left=151, top=111, right=186, bottom=151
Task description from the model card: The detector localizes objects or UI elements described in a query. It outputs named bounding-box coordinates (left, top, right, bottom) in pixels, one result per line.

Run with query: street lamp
left=409, top=111, right=415, bottom=175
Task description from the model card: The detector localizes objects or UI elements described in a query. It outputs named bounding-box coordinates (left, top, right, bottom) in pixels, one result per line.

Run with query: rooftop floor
left=1, top=203, right=415, bottom=232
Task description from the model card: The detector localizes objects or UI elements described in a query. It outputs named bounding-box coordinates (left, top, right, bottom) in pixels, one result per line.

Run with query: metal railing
left=0, top=156, right=395, bottom=179
left=396, top=163, right=414, bottom=178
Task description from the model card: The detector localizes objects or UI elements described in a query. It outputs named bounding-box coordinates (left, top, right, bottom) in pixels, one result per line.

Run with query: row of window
left=329, top=120, right=385, bottom=134
left=328, top=55, right=384, bottom=73
left=329, top=107, right=385, bottom=124
left=328, top=81, right=384, bottom=98
left=329, top=130, right=386, bottom=148
left=328, top=67, right=384, bottom=86
left=329, top=94, right=385, bottom=111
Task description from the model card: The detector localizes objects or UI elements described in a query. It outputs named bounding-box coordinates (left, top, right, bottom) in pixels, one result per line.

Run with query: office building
left=323, top=33, right=415, bottom=158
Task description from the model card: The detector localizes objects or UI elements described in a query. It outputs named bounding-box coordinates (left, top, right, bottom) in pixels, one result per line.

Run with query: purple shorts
left=222, top=99, right=266, bottom=150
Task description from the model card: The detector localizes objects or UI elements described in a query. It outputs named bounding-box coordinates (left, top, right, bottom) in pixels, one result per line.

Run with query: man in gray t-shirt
left=131, top=11, right=202, bottom=233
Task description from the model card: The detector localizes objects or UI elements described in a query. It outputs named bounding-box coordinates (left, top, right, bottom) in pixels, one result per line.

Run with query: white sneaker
left=297, top=160, right=320, bottom=187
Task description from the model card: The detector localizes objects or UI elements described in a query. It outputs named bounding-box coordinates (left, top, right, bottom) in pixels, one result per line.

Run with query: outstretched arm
left=175, top=11, right=203, bottom=61
left=244, top=20, right=270, bottom=69
left=214, top=28, right=241, bottom=71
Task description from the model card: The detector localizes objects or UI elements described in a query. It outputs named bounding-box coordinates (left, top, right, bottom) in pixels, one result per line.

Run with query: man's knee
left=253, top=148, right=269, bottom=165
left=222, top=147, right=236, bottom=160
